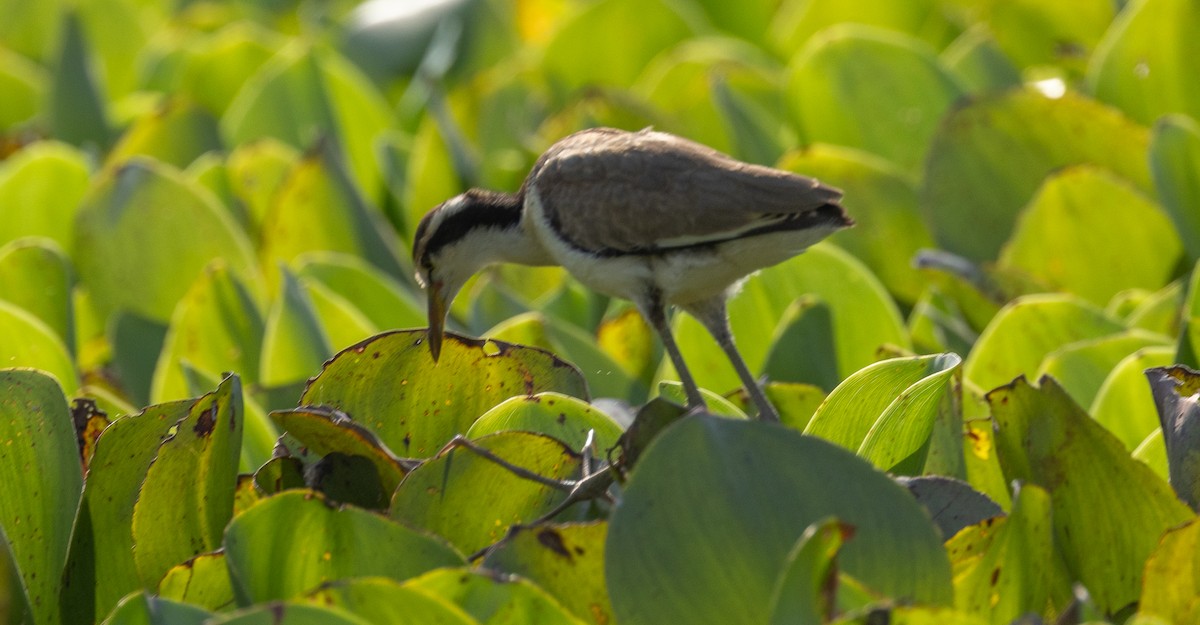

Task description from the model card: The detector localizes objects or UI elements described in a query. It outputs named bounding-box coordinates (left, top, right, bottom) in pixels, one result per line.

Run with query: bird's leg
left=641, top=295, right=707, bottom=410
left=684, top=297, right=781, bottom=423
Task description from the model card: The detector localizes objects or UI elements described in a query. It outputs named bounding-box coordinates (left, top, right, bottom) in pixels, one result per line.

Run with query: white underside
left=525, top=187, right=837, bottom=309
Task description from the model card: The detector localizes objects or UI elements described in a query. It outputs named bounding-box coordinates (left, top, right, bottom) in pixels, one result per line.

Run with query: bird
left=412, top=127, right=852, bottom=422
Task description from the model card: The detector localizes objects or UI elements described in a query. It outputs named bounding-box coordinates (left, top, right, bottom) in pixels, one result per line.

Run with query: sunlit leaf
left=1140, top=518, right=1200, bottom=624
left=1035, top=329, right=1171, bottom=409
left=768, top=0, right=958, bottom=57
left=260, top=266, right=333, bottom=388
left=0, top=141, right=90, bottom=250
left=180, top=22, right=281, bottom=117
left=1091, top=347, right=1174, bottom=451
left=299, top=576, right=476, bottom=625
left=765, top=517, right=851, bottom=625
left=406, top=567, right=586, bottom=625
left=100, top=591, right=211, bottom=625
left=106, top=100, right=223, bottom=169
left=1150, top=114, right=1200, bottom=263
left=0, top=300, right=79, bottom=394
left=987, top=0, right=1114, bottom=77
left=0, top=238, right=74, bottom=350
left=157, top=552, right=235, bottom=612
left=467, top=392, right=624, bottom=454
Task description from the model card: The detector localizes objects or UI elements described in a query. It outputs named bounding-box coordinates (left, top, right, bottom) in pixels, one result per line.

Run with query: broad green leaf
left=831, top=606, right=989, bottom=625
left=0, top=0, right=59, bottom=61
left=989, top=376, right=1194, bottom=614
left=467, top=392, right=624, bottom=454
left=946, top=484, right=1070, bottom=625
left=301, top=577, right=476, bottom=625
left=1036, top=330, right=1171, bottom=409
left=100, top=591, right=211, bottom=625
left=999, top=166, right=1181, bottom=305
left=48, top=10, right=113, bottom=150
left=224, top=490, right=462, bottom=603
left=1140, top=518, right=1200, bottom=625
left=546, top=316, right=642, bottom=402
left=293, top=252, right=425, bottom=331
left=226, top=138, right=300, bottom=235
left=1087, top=0, right=1200, bottom=125
left=786, top=25, right=963, bottom=176
left=482, top=522, right=611, bottom=625
left=1091, top=347, right=1174, bottom=451
left=260, top=266, right=333, bottom=387
left=407, top=567, right=586, bottom=625
left=0, top=370, right=81, bottom=625
left=260, top=141, right=404, bottom=282
left=941, top=26, right=1022, bottom=95
left=223, top=42, right=393, bottom=202
left=106, top=100, right=222, bottom=169
left=74, top=158, right=258, bottom=323
left=964, top=294, right=1125, bottom=392
left=301, top=329, right=588, bottom=457
left=0, top=239, right=73, bottom=350
left=108, top=312, right=168, bottom=407
left=607, top=416, right=952, bottom=625
left=762, top=296, right=840, bottom=392
left=131, top=375, right=244, bottom=589
left=672, top=244, right=908, bottom=396
left=303, top=278, right=379, bottom=352
left=390, top=432, right=580, bottom=556
left=157, top=552, right=235, bottom=612
left=761, top=382, right=826, bottom=432
left=597, top=306, right=657, bottom=383
left=61, top=399, right=191, bottom=624
left=657, top=382, right=749, bottom=419
left=768, top=0, right=958, bottom=57
left=987, top=0, right=1114, bottom=76
left=541, top=0, right=693, bottom=91
left=205, top=603, right=372, bottom=625
left=923, top=89, right=1152, bottom=261
left=270, top=406, right=411, bottom=499
left=180, top=22, right=280, bottom=117
left=766, top=518, right=851, bottom=625
left=778, top=144, right=935, bottom=304
left=1150, top=114, right=1200, bottom=263
left=0, top=141, right=89, bottom=250
left=1145, top=366, right=1200, bottom=510
left=403, top=115, right=464, bottom=240
left=0, top=301, right=78, bottom=394
left=0, top=48, right=42, bottom=129
left=74, top=0, right=157, bottom=103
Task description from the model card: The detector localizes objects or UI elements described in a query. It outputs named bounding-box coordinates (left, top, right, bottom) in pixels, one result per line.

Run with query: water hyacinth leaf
left=1145, top=366, right=1200, bottom=510
left=765, top=518, right=852, bottom=625
left=101, top=591, right=212, bottom=625
left=1139, top=518, right=1200, bottom=624
left=180, top=22, right=280, bottom=117
left=768, top=0, right=959, bottom=57
left=407, top=567, right=585, bottom=625
left=923, top=89, right=1152, bottom=261
left=0, top=300, right=79, bottom=394
left=786, top=26, right=963, bottom=176
left=0, top=370, right=81, bottom=625
left=940, top=26, right=1022, bottom=95
left=900, top=476, right=1003, bottom=540
left=261, top=141, right=405, bottom=284
left=0, top=239, right=74, bottom=350
left=1150, top=114, right=1200, bottom=263
left=0, top=141, right=89, bottom=250
left=294, top=252, right=426, bottom=331
left=151, top=263, right=264, bottom=403
left=224, top=490, right=463, bottom=603
left=301, top=330, right=587, bottom=457
left=226, top=138, right=300, bottom=236
left=657, top=382, right=748, bottom=419
left=482, top=522, right=612, bottom=625
left=61, top=399, right=191, bottom=623
left=1087, top=0, right=1200, bottom=125
left=0, top=47, right=43, bottom=129
left=964, top=294, right=1125, bottom=393
left=988, top=376, right=1194, bottom=614
left=260, top=266, right=333, bottom=388
left=831, top=606, right=989, bottom=625
left=158, top=552, right=235, bottom=612
left=778, top=144, right=935, bottom=305
left=223, top=43, right=393, bottom=202
left=597, top=306, right=657, bottom=383
left=857, top=353, right=962, bottom=476
left=204, top=603, right=373, bottom=625
left=270, top=406, right=411, bottom=498
left=1036, top=330, right=1171, bottom=409
left=999, top=166, right=1182, bottom=305
left=762, top=296, right=839, bottom=392
left=546, top=315, right=642, bottom=402
left=607, top=416, right=952, bottom=625
left=467, top=392, right=624, bottom=454
left=300, top=577, right=476, bottom=625
left=131, top=375, right=244, bottom=589
left=302, top=278, right=379, bottom=352
left=1091, top=346, right=1174, bottom=451
left=945, top=484, right=1069, bottom=624
left=49, top=10, right=113, bottom=151
left=541, top=0, right=693, bottom=91
left=390, top=432, right=580, bottom=556
left=106, top=100, right=223, bottom=169
left=759, top=382, right=826, bottom=432
left=987, top=0, right=1114, bottom=76
left=673, top=244, right=908, bottom=396
left=74, top=158, right=258, bottom=323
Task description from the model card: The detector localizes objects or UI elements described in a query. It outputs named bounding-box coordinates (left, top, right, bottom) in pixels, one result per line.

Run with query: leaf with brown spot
left=71, top=397, right=110, bottom=471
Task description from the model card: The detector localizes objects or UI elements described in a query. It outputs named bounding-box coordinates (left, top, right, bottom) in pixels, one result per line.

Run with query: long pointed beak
left=427, top=283, right=446, bottom=362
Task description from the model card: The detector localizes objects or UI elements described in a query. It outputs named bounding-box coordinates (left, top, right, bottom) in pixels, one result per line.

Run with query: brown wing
left=526, top=128, right=845, bottom=253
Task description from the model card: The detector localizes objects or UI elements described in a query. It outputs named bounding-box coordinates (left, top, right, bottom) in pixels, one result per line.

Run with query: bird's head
left=412, top=189, right=525, bottom=362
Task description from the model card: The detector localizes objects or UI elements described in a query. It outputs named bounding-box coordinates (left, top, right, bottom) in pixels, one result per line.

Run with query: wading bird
left=412, top=127, right=852, bottom=421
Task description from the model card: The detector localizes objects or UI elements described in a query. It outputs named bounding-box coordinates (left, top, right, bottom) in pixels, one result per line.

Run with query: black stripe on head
left=413, top=189, right=524, bottom=271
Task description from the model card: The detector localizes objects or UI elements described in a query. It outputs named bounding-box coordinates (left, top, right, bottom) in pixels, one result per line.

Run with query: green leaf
left=1140, top=518, right=1200, bottom=625
left=0, top=47, right=42, bottom=130
left=657, top=382, right=749, bottom=419
left=0, top=370, right=81, bottom=625
left=224, top=490, right=462, bottom=603
left=301, top=329, right=588, bottom=458
left=963, top=294, right=1125, bottom=392
left=1036, top=330, right=1171, bottom=409
left=1091, top=346, right=1175, bottom=451
left=204, top=603, right=373, bottom=625
left=923, top=89, right=1152, bottom=261
left=768, top=0, right=958, bottom=57
left=390, top=432, right=580, bottom=556
left=941, top=26, right=1022, bottom=94
left=61, top=399, right=191, bottom=623
left=467, top=392, right=624, bottom=454
left=0, top=141, right=89, bottom=251
left=607, top=416, right=952, bottom=625
left=131, top=375, right=244, bottom=589
left=786, top=25, right=963, bottom=176
left=0, top=239, right=74, bottom=351
left=48, top=10, right=113, bottom=150
left=1087, top=0, right=1200, bottom=125
left=988, top=376, right=1194, bottom=614
left=271, top=406, right=410, bottom=499
left=74, top=158, right=259, bottom=323
left=766, top=518, right=852, bottom=625
left=1150, top=114, right=1200, bottom=264
left=999, top=166, right=1182, bottom=305
left=987, top=0, right=1114, bottom=76
left=157, top=552, right=235, bottom=612
left=106, top=100, right=223, bottom=169
left=0, top=300, right=79, bottom=394
left=99, top=591, right=211, bottom=625
left=407, top=567, right=586, bottom=625
left=1145, top=366, right=1200, bottom=510
left=260, top=266, right=333, bottom=387
left=226, top=138, right=300, bottom=235
left=180, top=22, right=280, bottom=117
left=482, top=522, right=611, bottom=625
left=300, top=577, right=476, bottom=625
left=901, top=476, right=1003, bottom=540
left=293, top=252, right=426, bottom=332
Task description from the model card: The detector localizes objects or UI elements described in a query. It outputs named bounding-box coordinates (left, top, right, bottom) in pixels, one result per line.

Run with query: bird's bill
left=426, top=283, right=446, bottom=362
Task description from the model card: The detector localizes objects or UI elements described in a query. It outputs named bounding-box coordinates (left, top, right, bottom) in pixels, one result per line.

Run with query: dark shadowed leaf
left=100, top=591, right=211, bottom=625
left=271, top=406, right=411, bottom=499
left=1145, top=366, right=1200, bottom=510
left=1150, top=114, right=1200, bottom=264
left=899, top=476, right=1003, bottom=540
